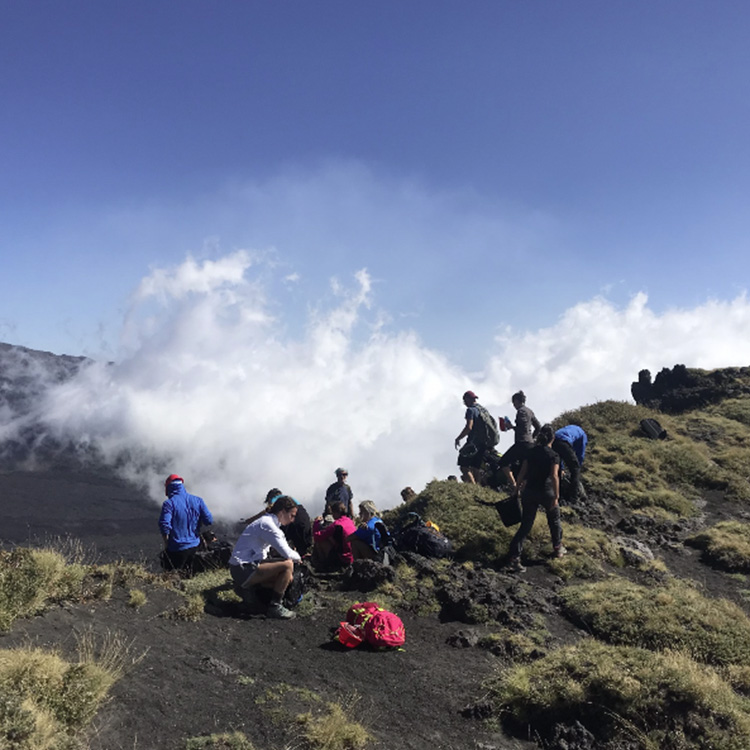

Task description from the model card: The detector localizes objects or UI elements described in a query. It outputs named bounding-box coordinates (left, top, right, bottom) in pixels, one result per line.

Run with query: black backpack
left=396, top=513, right=453, bottom=558
left=640, top=418, right=667, bottom=440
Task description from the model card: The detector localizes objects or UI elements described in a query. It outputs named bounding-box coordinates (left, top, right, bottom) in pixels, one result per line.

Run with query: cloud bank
left=31, top=253, right=750, bottom=520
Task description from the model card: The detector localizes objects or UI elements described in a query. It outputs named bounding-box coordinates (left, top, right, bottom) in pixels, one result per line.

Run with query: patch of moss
left=561, top=577, right=750, bottom=666
left=687, top=521, right=750, bottom=572
left=489, top=640, right=750, bottom=749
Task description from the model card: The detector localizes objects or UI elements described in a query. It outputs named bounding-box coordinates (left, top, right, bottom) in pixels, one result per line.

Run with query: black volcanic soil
left=0, top=468, right=539, bottom=750
left=2, top=468, right=749, bottom=750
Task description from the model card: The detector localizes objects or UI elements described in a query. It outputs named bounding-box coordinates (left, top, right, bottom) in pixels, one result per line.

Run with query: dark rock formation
left=631, top=364, right=750, bottom=413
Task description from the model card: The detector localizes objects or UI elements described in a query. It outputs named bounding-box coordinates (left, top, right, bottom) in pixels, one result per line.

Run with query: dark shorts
left=230, top=561, right=259, bottom=592
left=458, top=442, right=485, bottom=469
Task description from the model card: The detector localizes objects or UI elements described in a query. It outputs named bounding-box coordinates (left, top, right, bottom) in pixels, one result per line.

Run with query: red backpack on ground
left=337, top=601, right=405, bottom=649
left=363, top=610, right=405, bottom=649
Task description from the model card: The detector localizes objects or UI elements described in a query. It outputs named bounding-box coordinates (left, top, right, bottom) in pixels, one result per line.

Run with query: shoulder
left=544, top=446, right=560, bottom=462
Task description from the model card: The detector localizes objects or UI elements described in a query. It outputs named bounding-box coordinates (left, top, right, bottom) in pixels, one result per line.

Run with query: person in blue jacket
left=348, top=500, right=386, bottom=560
left=552, top=425, right=588, bottom=502
left=158, top=473, right=213, bottom=573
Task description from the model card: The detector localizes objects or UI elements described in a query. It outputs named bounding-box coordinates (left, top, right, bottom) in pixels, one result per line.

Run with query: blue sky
left=3, top=1, right=750, bottom=510
left=3, top=1, right=749, bottom=367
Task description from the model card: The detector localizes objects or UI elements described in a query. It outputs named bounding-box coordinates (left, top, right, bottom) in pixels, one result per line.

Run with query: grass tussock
left=0, top=548, right=87, bottom=632
left=185, top=732, right=255, bottom=749
left=561, top=576, right=750, bottom=666
left=0, top=632, right=140, bottom=748
left=489, top=639, right=750, bottom=750
left=383, top=480, right=515, bottom=567
left=556, top=399, right=750, bottom=511
left=297, top=699, right=372, bottom=750
left=687, top=521, right=750, bottom=571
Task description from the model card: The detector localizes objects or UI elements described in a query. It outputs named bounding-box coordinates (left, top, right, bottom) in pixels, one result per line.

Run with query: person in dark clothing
left=454, top=390, right=488, bottom=484
left=158, top=474, right=213, bottom=574
left=552, top=425, right=588, bottom=502
left=507, top=424, right=564, bottom=573
left=498, top=390, right=542, bottom=492
left=324, top=468, right=354, bottom=517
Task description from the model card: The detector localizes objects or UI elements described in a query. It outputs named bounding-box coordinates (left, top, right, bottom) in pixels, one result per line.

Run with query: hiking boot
left=266, top=602, right=296, bottom=620
left=507, top=558, right=526, bottom=573
left=553, top=545, right=568, bottom=559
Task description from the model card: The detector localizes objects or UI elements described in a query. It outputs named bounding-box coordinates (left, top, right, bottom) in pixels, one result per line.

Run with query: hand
left=454, top=438, right=461, bottom=449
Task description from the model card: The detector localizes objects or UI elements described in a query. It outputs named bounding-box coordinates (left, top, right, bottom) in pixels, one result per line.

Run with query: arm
left=455, top=418, right=473, bottom=449
left=158, top=500, right=172, bottom=549
left=200, top=500, right=213, bottom=528
left=551, top=461, right=560, bottom=505
left=531, top=414, right=541, bottom=439
left=266, top=519, right=301, bottom=562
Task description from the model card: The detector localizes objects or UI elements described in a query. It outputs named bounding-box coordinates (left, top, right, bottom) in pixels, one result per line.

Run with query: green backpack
left=474, top=404, right=500, bottom=448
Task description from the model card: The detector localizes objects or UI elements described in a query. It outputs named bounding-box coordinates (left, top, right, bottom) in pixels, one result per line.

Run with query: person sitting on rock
left=312, top=501, right=356, bottom=569
left=348, top=500, right=388, bottom=561
left=552, top=424, right=588, bottom=502
left=229, top=494, right=301, bottom=619
left=507, top=424, right=565, bottom=573
left=158, top=474, right=213, bottom=575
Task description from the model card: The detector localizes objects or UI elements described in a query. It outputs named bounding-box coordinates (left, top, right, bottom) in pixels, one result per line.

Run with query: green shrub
left=561, top=577, right=750, bottom=666
left=489, top=640, right=750, bottom=749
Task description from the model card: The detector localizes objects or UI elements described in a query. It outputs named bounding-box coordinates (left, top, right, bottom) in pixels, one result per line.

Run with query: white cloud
left=30, top=253, right=750, bottom=522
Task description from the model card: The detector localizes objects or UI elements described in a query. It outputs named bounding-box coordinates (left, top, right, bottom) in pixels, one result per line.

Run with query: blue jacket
left=353, top=516, right=384, bottom=551
left=158, top=482, right=213, bottom=551
left=554, top=425, right=588, bottom=465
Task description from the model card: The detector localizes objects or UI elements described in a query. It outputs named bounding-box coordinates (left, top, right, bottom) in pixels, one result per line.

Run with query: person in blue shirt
left=348, top=500, right=386, bottom=560
left=158, top=474, right=213, bottom=574
left=552, top=425, right=588, bottom=502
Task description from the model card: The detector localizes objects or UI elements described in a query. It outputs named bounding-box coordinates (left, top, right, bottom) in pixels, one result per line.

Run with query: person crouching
left=229, top=495, right=300, bottom=620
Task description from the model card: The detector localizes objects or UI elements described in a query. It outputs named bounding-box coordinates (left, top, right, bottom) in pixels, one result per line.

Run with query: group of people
left=156, top=390, right=588, bottom=620
left=455, top=389, right=588, bottom=572
left=158, top=468, right=390, bottom=620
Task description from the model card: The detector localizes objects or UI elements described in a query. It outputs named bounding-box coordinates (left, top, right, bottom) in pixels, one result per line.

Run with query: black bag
left=495, top=495, right=522, bottom=527
left=396, top=514, right=453, bottom=558
left=640, top=418, right=667, bottom=440
left=255, top=564, right=307, bottom=609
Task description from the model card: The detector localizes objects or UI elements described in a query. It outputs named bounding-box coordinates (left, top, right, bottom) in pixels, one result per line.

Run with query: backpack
left=363, top=610, right=406, bottom=648
left=640, top=418, right=667, bottom=440
left=346, top=601, right=383, bottom=627
left=396, top=513, right=453, bottom=558
left=337, top=602, right=405, bottom=649
left=474, top=404, right=500, bottom=448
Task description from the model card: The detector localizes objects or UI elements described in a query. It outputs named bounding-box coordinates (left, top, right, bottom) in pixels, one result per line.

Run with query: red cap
left=463, top=390, right=478, bottom=402
left=165, top=474, right=184, bottom=486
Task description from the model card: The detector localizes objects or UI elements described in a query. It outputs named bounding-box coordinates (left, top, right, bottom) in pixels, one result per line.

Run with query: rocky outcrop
left=631, top=364, right=750, bottom=413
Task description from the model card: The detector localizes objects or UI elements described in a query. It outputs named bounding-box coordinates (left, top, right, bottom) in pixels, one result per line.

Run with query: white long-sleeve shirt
left=229, top=513, right=301, bottom=566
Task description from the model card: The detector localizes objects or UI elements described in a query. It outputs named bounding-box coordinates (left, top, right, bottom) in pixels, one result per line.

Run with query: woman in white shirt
left=229, top=495, right=300, bottom=620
